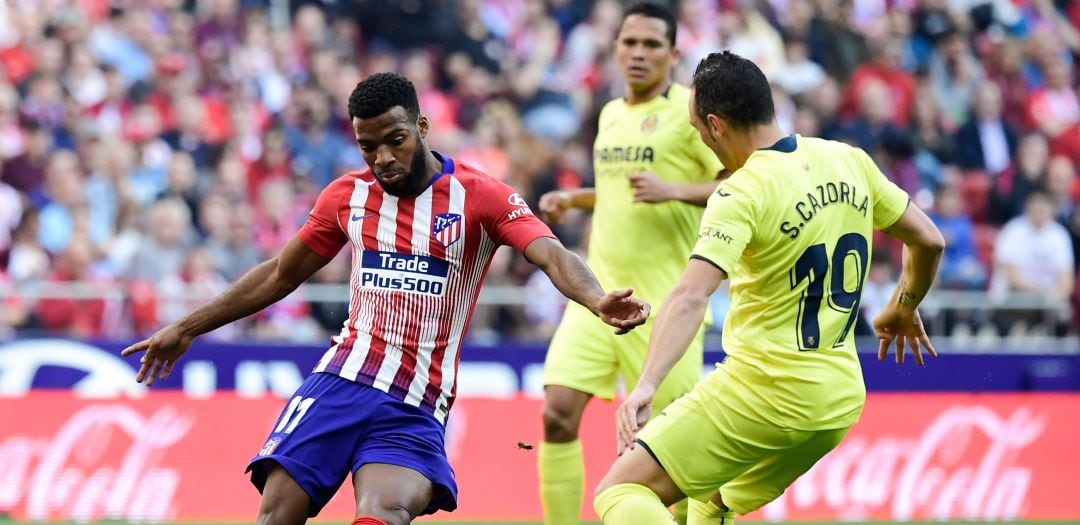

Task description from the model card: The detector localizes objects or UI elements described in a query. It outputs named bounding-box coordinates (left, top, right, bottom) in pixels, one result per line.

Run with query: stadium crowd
left=0, top=0, right=1078, bottom=342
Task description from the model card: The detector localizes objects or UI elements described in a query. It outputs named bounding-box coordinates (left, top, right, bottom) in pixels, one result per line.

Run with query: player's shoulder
left=448, top=158, right=518, bottom=195
left=662, top=83, right=692, bottom=105
left=801, top=135, right=872, bottom=163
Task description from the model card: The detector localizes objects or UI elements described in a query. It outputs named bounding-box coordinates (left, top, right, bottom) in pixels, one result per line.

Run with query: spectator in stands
left=1045, top=155, right=1077, bottom=223
left=930, top=185, right=987, bottom=290
left=1, top=121, right=52, bottom=196
left=991, top=190, right=1074, bottom=335
left=1026, top=59, right=1079, bottom=139
left=38, top=150, right=112, bottom=253
left=285, top=85, right=362, bottom=188
left=36, top=234, right=110, bottom=338
left=205, top=202, right=260, bottom=281
left=0, top=178, right=22, bottom=258
left=955, top=82, right=1019, bottom=176
left=928, top=29, right=984, bottom=126
left=128, top=197, right=195, bottom=283
left=773, top=39, right=826, bottom=97
left=990, top=134, right=1049, bottom=224
left=859, top=250, right=898, bottom=332
left=845, top=37, right=916, bottom=126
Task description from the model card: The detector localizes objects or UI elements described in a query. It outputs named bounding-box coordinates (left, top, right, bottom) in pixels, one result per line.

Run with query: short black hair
left=692, top=51, right=775, bottom=130
left=622, top=1, right=677, bottom=47
left=348, top=72, right=420, bottom=121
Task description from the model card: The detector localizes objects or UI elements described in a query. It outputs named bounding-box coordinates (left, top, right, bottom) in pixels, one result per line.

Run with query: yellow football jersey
left=692, top=135, right=910, bottom=430
left=589, top=83, right=724, bottom=307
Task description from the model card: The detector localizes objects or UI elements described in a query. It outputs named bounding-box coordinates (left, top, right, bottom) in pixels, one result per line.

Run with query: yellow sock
left=673, top=498, right=689, bottom=525
left=539, top=440, right=584, bottom=525
left=594, top=483, right=677, bottom=524
left=688, top=499, right=737, bottom=525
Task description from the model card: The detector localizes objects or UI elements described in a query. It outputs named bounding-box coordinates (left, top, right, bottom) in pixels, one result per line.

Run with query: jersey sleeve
left=860, top=149, right=910, bottom=230
left=691, top=172, right=758, bottom=273
left=471, top=176, right=556, bottom=253
left=297, top=179, right=350, bottom=259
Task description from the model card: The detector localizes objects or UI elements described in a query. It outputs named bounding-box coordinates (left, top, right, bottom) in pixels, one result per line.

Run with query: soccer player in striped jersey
left=122, top=73, right=650, bottom=525
left=593, top=52, right=944, bottom=524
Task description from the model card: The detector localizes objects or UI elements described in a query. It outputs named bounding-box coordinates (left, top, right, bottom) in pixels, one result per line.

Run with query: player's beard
left=378, top=142, right=429, bottom=198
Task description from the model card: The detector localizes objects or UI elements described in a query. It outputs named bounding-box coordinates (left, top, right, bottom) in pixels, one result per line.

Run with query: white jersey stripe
left=406, top=189, right=438, bottom=406
left=338, top=180, right=376, bottom=376
left=373, top=194, right=404, bottom=390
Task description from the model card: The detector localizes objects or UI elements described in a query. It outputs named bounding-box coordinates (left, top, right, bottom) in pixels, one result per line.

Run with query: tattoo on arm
left=898, top=289, right=920, bottom=306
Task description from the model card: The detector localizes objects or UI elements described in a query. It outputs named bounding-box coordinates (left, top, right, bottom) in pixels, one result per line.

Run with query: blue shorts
left=246, top=372, right=457, bottom=517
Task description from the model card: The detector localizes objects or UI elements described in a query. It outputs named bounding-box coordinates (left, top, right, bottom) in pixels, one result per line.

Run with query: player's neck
left=625, top=80, right=670, bottom=105
left=728, top=123, right=789, bottom=169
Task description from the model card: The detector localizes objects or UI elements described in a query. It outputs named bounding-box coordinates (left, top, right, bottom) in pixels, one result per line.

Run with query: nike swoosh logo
left=351, top=212, right=377, bottom=221
left=716, top=189, right=731, bottom=197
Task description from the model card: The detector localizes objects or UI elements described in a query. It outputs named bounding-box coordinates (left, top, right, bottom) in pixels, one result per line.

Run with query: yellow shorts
left=636, top=361, right=851, bottom=514
left=543, top=301, right=705, bottom=412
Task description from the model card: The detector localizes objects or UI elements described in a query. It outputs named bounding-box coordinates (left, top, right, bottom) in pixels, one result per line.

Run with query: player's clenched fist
left=121, top=323, right=195, bottom=387
left=539, top=190, right=573, bottom=224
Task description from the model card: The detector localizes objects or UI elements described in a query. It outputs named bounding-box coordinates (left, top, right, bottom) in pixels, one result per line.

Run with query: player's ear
left=706, top=113, right=725, bottom=140
left=417, top=114, right=429, bottom=139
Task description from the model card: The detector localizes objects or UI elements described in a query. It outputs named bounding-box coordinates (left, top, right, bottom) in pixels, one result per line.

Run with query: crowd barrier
left=1, top=339, right=1078, bottom=522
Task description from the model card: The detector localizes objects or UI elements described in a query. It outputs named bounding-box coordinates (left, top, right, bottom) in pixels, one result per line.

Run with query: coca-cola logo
left=0, top=404, right=193, bottom=520
left=0, top=340, right=143, bottom=397
left=762, top=406, right=1046, bottom=521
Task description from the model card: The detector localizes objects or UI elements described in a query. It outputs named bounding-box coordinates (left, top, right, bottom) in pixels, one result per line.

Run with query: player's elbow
left=919, top=225, right=946, bottom=255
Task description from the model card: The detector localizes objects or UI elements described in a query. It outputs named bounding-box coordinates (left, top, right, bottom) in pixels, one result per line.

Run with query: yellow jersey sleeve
left=860, top=149, right=910, bottom=230
left=691, top=174, right=758, bottom=273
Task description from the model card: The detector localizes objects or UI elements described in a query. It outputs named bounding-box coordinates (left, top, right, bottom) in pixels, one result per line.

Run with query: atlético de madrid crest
left=433, top=213, right=463, bottom=247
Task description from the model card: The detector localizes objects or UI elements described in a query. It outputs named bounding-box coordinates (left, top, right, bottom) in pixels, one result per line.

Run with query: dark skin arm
left=122, top=236, right=334, bottom=385
left=522, top=236, right=649, bottom=334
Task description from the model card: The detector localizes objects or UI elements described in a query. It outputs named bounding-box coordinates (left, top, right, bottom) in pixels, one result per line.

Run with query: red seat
left=972, top=224, right=1000, bottom=272
left=958, top=170, right=992, bottom=223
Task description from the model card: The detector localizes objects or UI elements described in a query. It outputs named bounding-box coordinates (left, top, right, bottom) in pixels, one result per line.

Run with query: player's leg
left=352, top=463, right=433, bottom=525
left=254, top=465, right=310, bottom=525
left=595, top=363, right=793, bottom=523
left=717, top=426, right=850, bottom=516
left=541, top=303, right=621, bottom=525
left=351, top=394, right=459, bottom=522
left=248, top=373, right=366, bottom=523
left=619, top=323, right=706, bottom=524
left=593, top=445, right=686, bottom=523
left=687, top=494, right=736, bottom=525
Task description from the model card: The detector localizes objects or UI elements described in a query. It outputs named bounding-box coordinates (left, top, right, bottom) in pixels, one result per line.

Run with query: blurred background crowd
left=0, top=0, right=1078, bottom=343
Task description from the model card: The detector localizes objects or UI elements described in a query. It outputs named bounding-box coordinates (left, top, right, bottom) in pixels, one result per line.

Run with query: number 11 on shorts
left=274, top=396, right=316, bottom=434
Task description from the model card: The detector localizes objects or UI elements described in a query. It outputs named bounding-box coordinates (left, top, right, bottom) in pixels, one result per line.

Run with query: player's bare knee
left=542, top=401, right=583, bottom=441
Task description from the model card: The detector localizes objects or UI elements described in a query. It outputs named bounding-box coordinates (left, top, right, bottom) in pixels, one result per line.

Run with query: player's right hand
left=872, top=304, right=937, bottom=366
left=597, top=288, right=650, bottom=335
left=539, top=190, right=572, bottom=224
left=121, top=323, right=195, bottom=387
left=616, top=385, right=655, bottom=455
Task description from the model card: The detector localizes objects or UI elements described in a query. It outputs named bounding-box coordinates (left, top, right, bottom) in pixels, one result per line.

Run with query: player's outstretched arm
left=121, top=235, right=334, bottom=386
left=538, top=188, right=596, bottom=224
left=616, top=258, right=725, bottom=454
left=523, top=236, right=648, bottom=334
left=628, top=171, right=723, bottom=206
left=874, top=204, right=946, bottom=366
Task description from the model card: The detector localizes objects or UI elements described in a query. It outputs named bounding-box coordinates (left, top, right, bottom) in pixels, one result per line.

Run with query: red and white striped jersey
left=297, top=154, right=554, bottom=423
